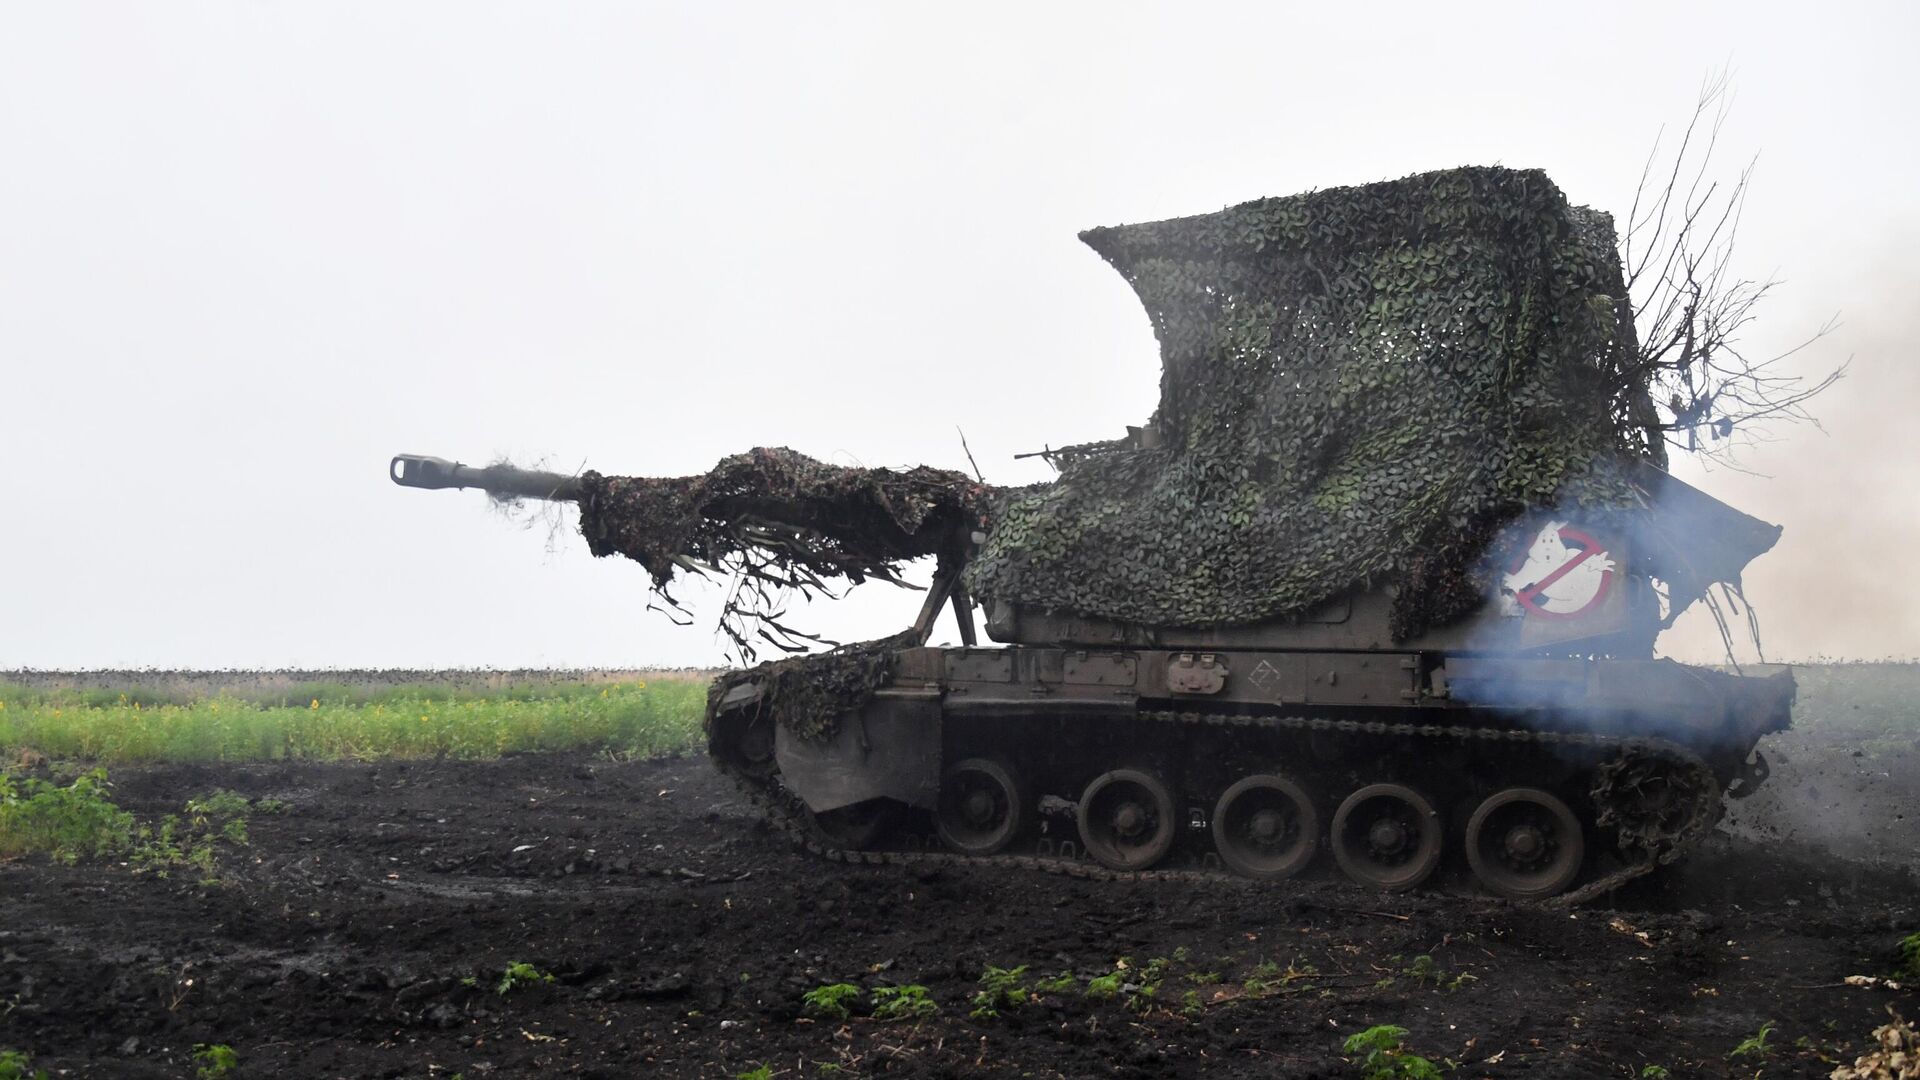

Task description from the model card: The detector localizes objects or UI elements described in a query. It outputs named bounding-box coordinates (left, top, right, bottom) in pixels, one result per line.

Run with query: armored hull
left=708, top=596, right=1793, bottom=903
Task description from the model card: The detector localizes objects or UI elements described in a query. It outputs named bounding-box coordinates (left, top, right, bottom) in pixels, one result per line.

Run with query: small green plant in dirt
left=1082, top=957, right=1167, bottom=1013
left=802, top=982, right=862, bottom=1021
left=1126, top=956, right=1172, bottom=1013
left=1897, top=931, right=1920, bottom=979
left=1375, top=954, right=1474, bottom=993
left=193, top=1043, right=239, bottom=1079
left=1729, top=1021, right=1776, bottom=1061
left=129, top=815, right=221, bottom=882
left=736, top=1066, right=774, bottom=1080
left=495, top=961, right=554, bottom=996
left=0, top=769, right=135, bottom=862
left=969, top=965, right=1030, bottom=1021
left=1180, top=989, right=1204, bottom=1018
left=1033, top=973, right=1077, bottom=995
left=871, top=984, right=937, bottom=1022
left=0, top=1049, right=50, bottom=1080
left=129, top=789, right=263, bottom=882
left=185, top=790, right=255, bottom=844
left=1639, top=1066, right=1670, bottom=1080
left=1791, top=1035, right=1843, bottom=1066
left=1343, top=1025, right=1443, bottom=1080
left=1245, top=959, right=1317, bottom=995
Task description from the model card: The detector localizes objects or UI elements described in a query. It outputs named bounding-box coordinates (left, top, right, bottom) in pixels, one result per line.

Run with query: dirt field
left=4, top=727, right=1916, bottom=1080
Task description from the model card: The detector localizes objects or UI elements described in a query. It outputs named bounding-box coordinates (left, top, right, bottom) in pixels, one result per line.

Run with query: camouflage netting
left=706, top=630, right=916, bottom=743
left=577, top=446, right=992, bottom=657
left=965, top=166, right=1660, bottom=637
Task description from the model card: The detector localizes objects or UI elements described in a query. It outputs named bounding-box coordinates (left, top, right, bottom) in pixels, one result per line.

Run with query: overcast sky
left=2, top=2, right=1913, bottom=670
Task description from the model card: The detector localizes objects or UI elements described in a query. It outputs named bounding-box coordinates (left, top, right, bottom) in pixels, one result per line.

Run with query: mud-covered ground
left=4, top=738, right=1916, bottom=1079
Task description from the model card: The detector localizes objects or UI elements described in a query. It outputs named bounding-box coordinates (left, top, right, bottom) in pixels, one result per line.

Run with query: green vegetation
left=1, top=770, right=264, bottom=882
left=736, top=1066, right=773, bottom=1080
left=193, top=1044, right=239, bottom=1080
left=1897, top=931, right=1920, bottom=980
left=797, top=981, right=935, bottom=1023
left=129, top=814, right=221, bottom=882
left=870, top=985, right=937, bottom=1022
left=968, top=965, right=1031, bottom=1021
left=1342, top=1025, right=1443, bottom=1080
left=1033, top=973, right=1078, bottom=994
left=0, top=678, right=706, bottom=764
left=0, top=1049, right=48, bottom=1080
left=1639, top=1067, right=1670, bottom=1080
left=1729, top=1021, right=1776, bottom=1061
left=1128, top=956, right=1171, bottom=1012
left=802, top=982, right=862, bottom=1021
left=1375, top=954, right=1476, bottom=993
left=496, top=962, right=555, bottom=996
left=1244, top=958, right=1317, bottom=995
left=1081, top=956, right=1169, bottom=1013
left=0, top=768, right=134, bottom=861
left=133, top=787, right=265, bottom=882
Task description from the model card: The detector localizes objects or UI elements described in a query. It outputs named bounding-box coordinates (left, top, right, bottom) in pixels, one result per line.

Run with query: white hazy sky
left=2, top=2, right=1913, bottom=669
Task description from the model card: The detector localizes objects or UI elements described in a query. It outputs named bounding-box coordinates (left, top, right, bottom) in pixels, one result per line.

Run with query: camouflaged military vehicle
left=392, top=166, right=1795, bottom=902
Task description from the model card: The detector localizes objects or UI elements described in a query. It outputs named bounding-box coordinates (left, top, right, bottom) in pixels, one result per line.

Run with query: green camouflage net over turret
left=965, top=166, right=1657, bottom=637
left=575, top=446, right=992, bottom=658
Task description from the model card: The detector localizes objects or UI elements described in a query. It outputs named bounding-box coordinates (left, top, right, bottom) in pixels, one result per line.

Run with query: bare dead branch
left=1620, top=71, right=1841, bottom=466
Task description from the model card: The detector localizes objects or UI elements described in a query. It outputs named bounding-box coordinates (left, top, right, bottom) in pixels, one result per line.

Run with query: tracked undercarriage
left=708, top=638, right=1792, bottom=904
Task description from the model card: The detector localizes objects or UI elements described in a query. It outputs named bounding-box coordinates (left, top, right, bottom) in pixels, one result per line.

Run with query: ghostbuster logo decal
left=1500, top=521, right=1616, bottom=620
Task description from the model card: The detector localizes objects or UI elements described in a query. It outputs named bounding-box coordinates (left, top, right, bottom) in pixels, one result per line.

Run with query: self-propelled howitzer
left=389, top=445, right=1792, bottom=905
left=389, top=166, right=1799, bottom=904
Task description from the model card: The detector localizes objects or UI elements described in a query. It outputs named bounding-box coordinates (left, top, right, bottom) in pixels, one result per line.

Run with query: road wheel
left=1076, top=768, right=1177, bottom=871
left=1212, top=774, right=1319, bottom=880
left=1330, top=783, right=1442, bottom=891
left=936, top=757, right=1029, bottom=856
left=1465, top=788, right=1584, bottom=899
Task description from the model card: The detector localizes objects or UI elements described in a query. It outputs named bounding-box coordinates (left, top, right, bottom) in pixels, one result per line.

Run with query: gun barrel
left=389, top=454, right=585, bottom=502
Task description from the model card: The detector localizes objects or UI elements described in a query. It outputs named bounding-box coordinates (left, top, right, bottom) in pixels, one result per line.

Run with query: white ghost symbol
left=1501, top=521, right=1615, bottom=616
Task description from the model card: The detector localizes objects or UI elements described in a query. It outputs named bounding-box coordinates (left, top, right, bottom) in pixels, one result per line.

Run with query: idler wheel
left=936, top=757, right=1029, bottom=856
left=809, top=799, right=897, bottom=851
left=1465, top=788, right=1585, bottom=899
left=1330, top=783, right=1442, bottom=891
left=1211, top=774, right=1319, bottom=880
left=1076, top=768, right=1177, bottom=871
